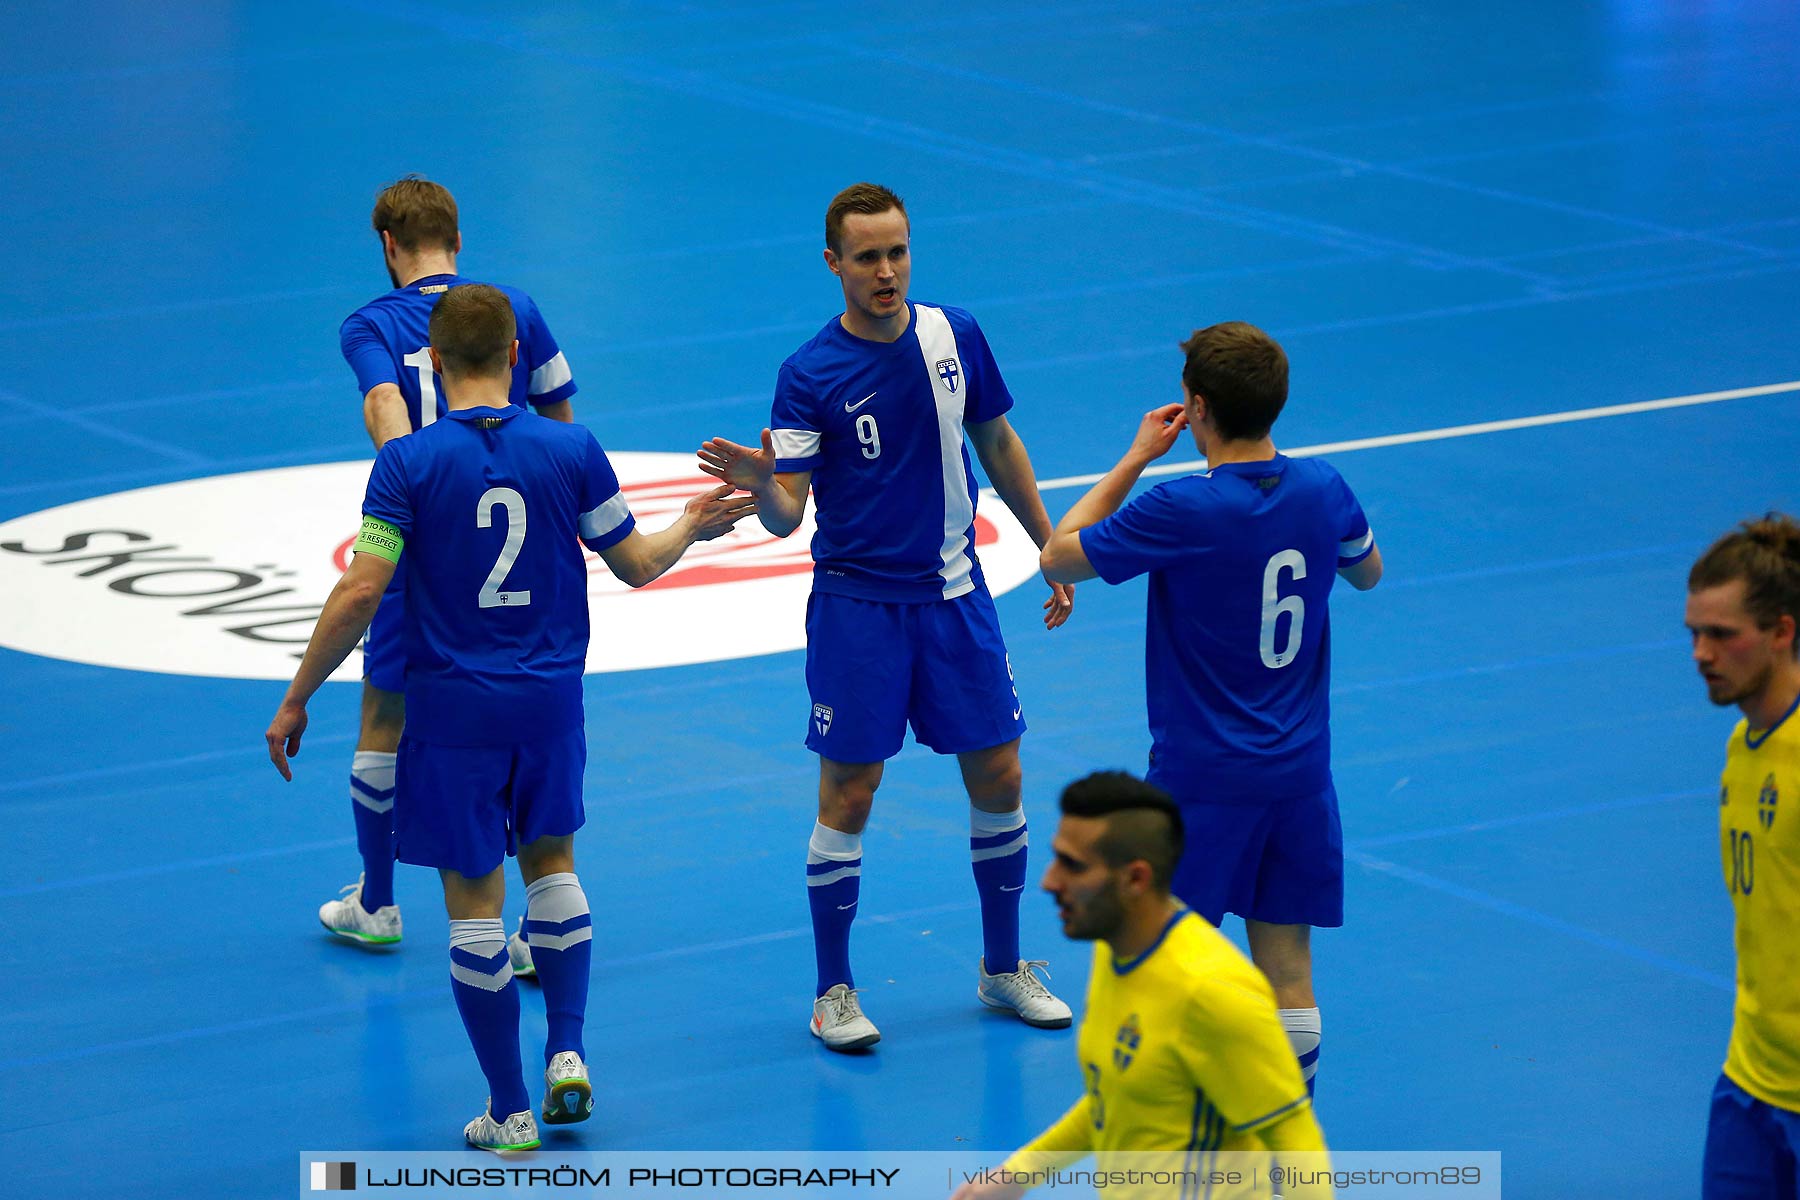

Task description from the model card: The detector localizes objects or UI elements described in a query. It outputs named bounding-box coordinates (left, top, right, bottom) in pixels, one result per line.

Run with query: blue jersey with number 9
left=361, top=405, right=633, bottom=747
left=1080, top=455, right=1372, bottom=800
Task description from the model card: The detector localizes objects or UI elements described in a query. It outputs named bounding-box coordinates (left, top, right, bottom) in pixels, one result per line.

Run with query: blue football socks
left=971, top=806, right=1027, bottom=974
left=806, top=822, right=862, bottom=997
left=524, top=873, right=593, bottom=1065
left=448, top=918, right=528, bottom=1120
left=349, top=751, right=396, bottom=911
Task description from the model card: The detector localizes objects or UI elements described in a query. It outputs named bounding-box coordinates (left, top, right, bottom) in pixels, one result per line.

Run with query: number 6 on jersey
left=1260, top=549, right=1305, bottom=669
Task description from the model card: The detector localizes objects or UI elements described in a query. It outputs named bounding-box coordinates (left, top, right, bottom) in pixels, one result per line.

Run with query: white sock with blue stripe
left=1280, top=1007, right=1321, bottom=1096
left=448, top=918, right=528, bottom=1118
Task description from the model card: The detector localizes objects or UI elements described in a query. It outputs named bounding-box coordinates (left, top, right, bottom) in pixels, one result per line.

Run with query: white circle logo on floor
left=0, top=454, right=1042, bottom=680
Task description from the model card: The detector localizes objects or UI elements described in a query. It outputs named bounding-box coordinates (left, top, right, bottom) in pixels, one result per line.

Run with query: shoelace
left=827, top=988, right=864, bottom=1023
left=1009, top=960, right=1054, bottom=996
left=336, top=872, right=367, bottom=901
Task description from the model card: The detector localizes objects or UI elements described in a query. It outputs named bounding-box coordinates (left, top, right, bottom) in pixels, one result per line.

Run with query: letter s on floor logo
left=0, top=453, right=1040, bottom=680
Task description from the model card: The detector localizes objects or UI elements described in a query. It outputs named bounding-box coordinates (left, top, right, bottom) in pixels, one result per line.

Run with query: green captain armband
left=354, top=515, right=404, bottom=564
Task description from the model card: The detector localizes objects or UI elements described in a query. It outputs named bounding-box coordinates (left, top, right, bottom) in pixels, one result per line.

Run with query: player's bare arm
left=266, top=550, right=397, bottom=780
left=535, top=399, right=574, bottom=423
left=1338, top=543, right=1382, bottom=590
left=967, top=414, right=1075, bottom=629
left=596, top=484, right=757, bottom=588
left=1041, top=403, right=1188, bottom=584
left=362, top=383, right=411, bottom=449
left=697, top=428, right=810, bottom=537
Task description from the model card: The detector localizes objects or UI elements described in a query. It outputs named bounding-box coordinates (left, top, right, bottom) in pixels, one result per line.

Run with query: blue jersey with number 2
left=361, top=405, right=633, bottom=747
left=1081, top=455, right=1373, bottom=800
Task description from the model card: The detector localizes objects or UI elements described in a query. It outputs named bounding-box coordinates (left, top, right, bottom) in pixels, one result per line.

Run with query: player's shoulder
left=781, top=317, right=850, bottom=375
left=1163, top=917, right=1276, bottom=1016
left=919, top=300, right=982, bottom=335
left=482, top=280, right=540, bottom=318
left=341, top=287, right=404, bottom=333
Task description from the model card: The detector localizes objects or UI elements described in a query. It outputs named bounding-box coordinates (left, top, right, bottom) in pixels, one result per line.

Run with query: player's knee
left=360, top=685, right=406, bottom=747
left=964, top=755, right=1022, bottom=809
left=819, top=765, right=880, bottom=829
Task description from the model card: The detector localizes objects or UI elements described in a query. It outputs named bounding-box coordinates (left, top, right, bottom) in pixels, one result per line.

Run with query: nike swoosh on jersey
left=846, top=392, right=876, bottom=412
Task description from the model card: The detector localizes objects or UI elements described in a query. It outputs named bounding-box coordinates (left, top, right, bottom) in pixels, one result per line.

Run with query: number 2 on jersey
left=1259, top=549, right=1306, bottom=669
left=477, top=487, right=532, bottom=608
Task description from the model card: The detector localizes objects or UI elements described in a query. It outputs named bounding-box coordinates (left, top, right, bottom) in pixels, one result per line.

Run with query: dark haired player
left=1041, top=321, right=1381, bottom=1095
left=952, top=772, right=1326, bottom=1200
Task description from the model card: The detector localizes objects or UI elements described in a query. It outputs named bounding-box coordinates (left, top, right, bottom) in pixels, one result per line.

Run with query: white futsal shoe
left=541, top=1051, right=593, bottom=1125
left=317, top=875, right=401, bottom=945
left=978, top=959, right=1073, bottom=1028
left=507, top=919, right=536, bottom=979
left=465, top=1103, right=540, bottom=1153
left=810, top=983, right=881, bottom=1051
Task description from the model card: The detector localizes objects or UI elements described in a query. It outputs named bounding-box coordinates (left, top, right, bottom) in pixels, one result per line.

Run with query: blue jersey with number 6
left=340, top=274, right=577, bottom=432
left=361, top=405, right=634, bottom=747
left=1080, top=455, right=1372, bottom=800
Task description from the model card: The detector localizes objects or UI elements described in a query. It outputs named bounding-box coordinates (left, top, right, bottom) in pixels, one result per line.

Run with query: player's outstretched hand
left=1128, top=402, right=1188, bottom=465
left=686, top=483, right=759, bottom=542
left=698, top=428, right=777, bottom=491
left=265, top=701, right=308, bottom=781
left=1042, top=579, right=1075, bottom=630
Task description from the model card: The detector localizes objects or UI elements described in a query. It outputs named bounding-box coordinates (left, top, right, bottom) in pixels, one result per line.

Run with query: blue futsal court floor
left=3, top=2, right=1799, bottom=1196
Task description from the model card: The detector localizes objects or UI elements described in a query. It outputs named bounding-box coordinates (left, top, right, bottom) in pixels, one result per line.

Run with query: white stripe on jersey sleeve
left=529, top=351, right=573, bottom=397
left=579, top=491, right=632, bottom=540
left=771, top=428, right=822, bottom=460
left=1338, top=527, right=1374, bottom=563
left=912, top=304, right=977, bottom=600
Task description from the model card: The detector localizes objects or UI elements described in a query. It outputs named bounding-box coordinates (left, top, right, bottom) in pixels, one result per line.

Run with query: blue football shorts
left=803, top=588, right=1026, bottom=763
left=394, top=726, right=587, bottom=879
left=1703, top=1073, right=1800, bottom=1200
left=1151, top=773, right=1344, bottom=928
left=361, top=586, right=406, bottom=694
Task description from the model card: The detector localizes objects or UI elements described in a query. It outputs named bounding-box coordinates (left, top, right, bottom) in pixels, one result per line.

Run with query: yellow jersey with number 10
left=1720, top=700, right=1800, bottom=1111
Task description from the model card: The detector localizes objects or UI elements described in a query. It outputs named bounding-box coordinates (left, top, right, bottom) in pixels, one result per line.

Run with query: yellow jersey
left=1720, top=702, right=1800, bottom=1111
left=1008, top=909, right=1322, bottom=1172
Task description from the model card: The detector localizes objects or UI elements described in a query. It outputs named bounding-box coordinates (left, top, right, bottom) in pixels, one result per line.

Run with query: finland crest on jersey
left=935, top=357, right=961, bottom=393
left=813, top=704, right=834, bottom=737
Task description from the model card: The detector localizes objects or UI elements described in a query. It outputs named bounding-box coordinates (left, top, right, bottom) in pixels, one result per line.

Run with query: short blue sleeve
left=340, top=313, right=399, bottom=398
left=576, top=432, right=635, bottom=552
left=514, top=291, right=577, bottom=408
left=953, top=311, right=1014, bottom=424
left=1080, top=483, right=1199, bottom=585
left=1330, top=468, right=1374, bottom=566
left=770, top=361, right=823, bottom=472
left=362, top=442, right=413, bottom=538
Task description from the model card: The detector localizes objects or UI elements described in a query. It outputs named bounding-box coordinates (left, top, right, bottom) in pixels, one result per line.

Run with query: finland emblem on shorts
left=813, top=703, right=834, bottom=737
left=1113, top=1013, right=1142, bottom=1071
left=935, top=357, right=961, bottom=393
left=1760, top=773, right=1778, bottom=830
